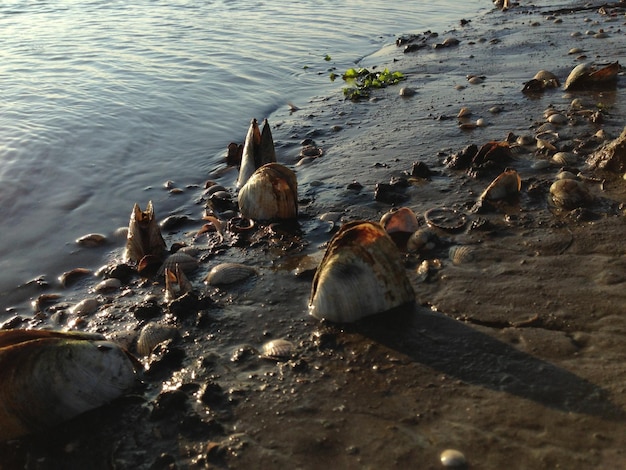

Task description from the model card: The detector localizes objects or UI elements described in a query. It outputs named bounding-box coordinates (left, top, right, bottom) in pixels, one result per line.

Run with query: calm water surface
left=0, top=0, right=485, bottom=311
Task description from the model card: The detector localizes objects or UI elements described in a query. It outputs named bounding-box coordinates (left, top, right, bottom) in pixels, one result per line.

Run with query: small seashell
left=308, top=221, right=415, bottom=323
left=547, top=113, right=567, bottom=125
left=158, top=252, right=199, bottom=276
left=467, top=75, right=484, bottom=85
left=399, top=87, right=416, bottom=97
left=475, top=118, right=486, bottom=127
left=568, top=47, right=583, bottom=55
left=76, top=233, right=107, bottom=247
left=136, top=322, right=179, bottom=356
left=261, top=339, right=295, bottom=360
left=479, top=169, right=521, bottom=201
left=551, top=152, right=577, bottom=166
left=488, top=106, right=502, bottom=114
left=556, top=171, right=578, bottom=180
left=70, top=298, right=100, bottom=315
left=406, top=227, right=439, bottom=253
left=570, top=98, right=584, bottom=109
left=94, top=278, right=122, bottom=293
left=164, top=264, right=193, bottom=302
left=550, top=179, right=592, bottom=209
left=204, top=263, right=257, bottom=286
left=536, top=139, right=557, bottom=151
left=449, top=246, right=475, bottom=265
left=440, top=448, right=467, bottom=467
left=457, top=107, right=472, bottom=118
left=380, top=207, right=419, bottom=235
left=516, top=134, right=535, bottom=146
left=59, top=268, right=93, bottom=288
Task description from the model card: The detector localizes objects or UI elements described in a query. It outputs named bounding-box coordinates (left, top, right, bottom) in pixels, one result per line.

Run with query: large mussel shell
left=238, top=163, right=298, bottom=221
left=124, top=201, right=167, bottom=264
left=0, top=330, right=137, bottom=440
left=309, top=221, right=415, bottom=323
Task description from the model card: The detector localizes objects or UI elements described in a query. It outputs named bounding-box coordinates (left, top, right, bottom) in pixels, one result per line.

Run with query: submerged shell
left=124, top=201, right=167, bottom=264
left=261, top=339, right=295, bottom=360
left=550, top=179, right=592, bottom=209
left=0, top=330, right=136, bottom=440
left=204, top=263, right=257, bottom=286
left=136, top=322, right=179, bottom=356
left=238, top=163, right=298, bottom=221
left=309, top=221, right=415, bottom=323
left=479, top=169, right=521, bottom=201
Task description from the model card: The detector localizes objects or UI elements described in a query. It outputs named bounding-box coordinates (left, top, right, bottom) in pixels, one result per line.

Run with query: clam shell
left=157, top=252, right=199, bottom=276
left=479, top=169, right=521, bottom=201
left=204, top=262, right=257, bottom=286
left=124, top=201, right=167, bottom=264
left=551, top=152, right=577, bottom=166
left=238, top=163, right=298, bottom=221
left=237, top=118, right=262, bottom=188
left=136, top=322, right=179, bottom=356
left=449, top=245, right=476, bottom=265
left=0, top=331, right=136, bottom=440
left=76, top=233, right=107, bottom=247
left=380, top=207, right=419, bottom=234
left=550, top=179, right=592, bottom=209
left=424, top=208, right=467, bottom=231
left=261, top=339, right=295, bottom=360
left=308, top=221, right=415, bottom=323
left=564, top=62, right=619, bottom=91
left=70, top=297, right=100, bottom=316
left=533, top=70, right=560, bottom=87
left=406, top=227, right=439, bottom=253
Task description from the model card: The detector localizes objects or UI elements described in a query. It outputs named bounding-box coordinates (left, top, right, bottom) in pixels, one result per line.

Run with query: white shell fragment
left=204, top=262, right=257, bottom=286
left=309, top=221, right=415, bottom=323
left=0, top=330, right=137, bottom=440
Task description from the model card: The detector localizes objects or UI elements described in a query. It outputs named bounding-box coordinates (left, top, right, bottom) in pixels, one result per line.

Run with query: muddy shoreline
left=2, top=1, right=626, bottom=469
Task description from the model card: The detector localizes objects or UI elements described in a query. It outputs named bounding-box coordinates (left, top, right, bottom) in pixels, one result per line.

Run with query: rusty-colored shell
left=309, top=221, right=415, bottom=323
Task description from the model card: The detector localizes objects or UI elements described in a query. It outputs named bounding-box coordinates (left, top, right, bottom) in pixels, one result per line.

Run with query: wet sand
left=2, top=1, right=626, bottom=469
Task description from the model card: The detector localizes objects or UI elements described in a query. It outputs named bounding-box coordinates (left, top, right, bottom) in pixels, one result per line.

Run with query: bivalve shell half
left=136, top=322, right=179, bottom=357
left=550, top=179, right=592, bottom=209
left=308, top=221, right=415, bottom=323
left=261, top=339, right=295, bottom=360
left=238, top=163, right=298, bottom=221
left=157, top=252, right=199, bottom=276
left=449, top=245, right=476, bottom=265
left=0, top=330, right=136, bottom=440
left=551, top=152, right=578, bottom=166
left=204, top=263, right=257, bottom=286
left=380, top=207, right=419, bottom=235
left=479, top=169, right=521, bottom=201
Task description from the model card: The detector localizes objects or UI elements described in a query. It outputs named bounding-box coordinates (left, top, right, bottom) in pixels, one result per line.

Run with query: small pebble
left=440, top=449, right=467, bottom=468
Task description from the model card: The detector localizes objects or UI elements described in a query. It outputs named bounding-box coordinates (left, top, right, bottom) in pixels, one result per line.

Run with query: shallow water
left=0, top=0, right=487, bottom=311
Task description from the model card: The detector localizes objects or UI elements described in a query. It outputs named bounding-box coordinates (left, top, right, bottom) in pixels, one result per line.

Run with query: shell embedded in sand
left=136, top=322, right=179, bottom=357
left=479, top=169, right=521, bottom=201
left=308, top=221, right=415, bottom=323
left=550, top=179, right=592, bottom=209
left=0, top=330, right=136, bottom=440
left=238, top=163, right=298, bottom=221
left=204, top=262, right=257, bottom=286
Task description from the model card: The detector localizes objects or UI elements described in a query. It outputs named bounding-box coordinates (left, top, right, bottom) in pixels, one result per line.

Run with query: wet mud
left=2, top=1, right=626, bottom=469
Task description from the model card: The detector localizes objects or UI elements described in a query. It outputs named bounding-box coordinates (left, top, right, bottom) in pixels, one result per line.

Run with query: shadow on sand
left=349, top=304, right=624, bottom=420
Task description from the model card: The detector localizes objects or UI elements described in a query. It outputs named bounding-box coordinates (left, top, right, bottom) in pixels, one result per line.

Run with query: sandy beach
left=1, top=1, right=626, bottom=468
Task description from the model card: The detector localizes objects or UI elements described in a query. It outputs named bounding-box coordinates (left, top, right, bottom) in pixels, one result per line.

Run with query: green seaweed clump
left=339, top=67, right=405, bottom=101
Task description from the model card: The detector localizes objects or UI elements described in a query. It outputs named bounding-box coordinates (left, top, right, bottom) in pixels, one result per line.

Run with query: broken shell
left=261, top=339, right=295, bottom=360
left=0, top=330, right=137, bottom=440
left=424, top=208, right=467, bottom=231
left=238, top=163, right=298, bottom=221
left=308, top=221, right=415, bottom=323
left=136, top=322, right=179, bottom=357
left=479, top=169, right=521, bottom=201
left=550, top=179, right=592, bottom=209
left=204, top=263, right=257, bottom=286
left=449, top=245, right=476, bottom=265
left=124, top=201, right=167, bottom=264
